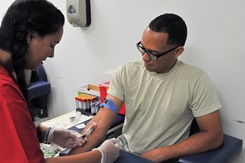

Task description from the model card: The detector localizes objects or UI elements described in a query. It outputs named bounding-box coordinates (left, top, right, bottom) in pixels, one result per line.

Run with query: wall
left=1, top=0, right=244, bottom=162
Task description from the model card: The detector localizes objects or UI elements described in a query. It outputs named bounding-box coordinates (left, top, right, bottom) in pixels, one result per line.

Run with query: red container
left=119, top=103, right=126, bottom=115
left=99, top=84, right=108, bottom=102
left=99, top=84, right=126, bottom=115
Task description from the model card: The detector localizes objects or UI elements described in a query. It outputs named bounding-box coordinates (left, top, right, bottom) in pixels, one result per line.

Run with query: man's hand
left=141, top=148, right=165, bottom=162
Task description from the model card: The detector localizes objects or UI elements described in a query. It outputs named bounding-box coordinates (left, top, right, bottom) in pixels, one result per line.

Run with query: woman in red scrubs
left=0, top=0, right=119, bottom=163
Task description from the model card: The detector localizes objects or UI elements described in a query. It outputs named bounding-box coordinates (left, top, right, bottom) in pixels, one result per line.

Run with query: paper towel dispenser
left=66, top=0, right=91, bottom=27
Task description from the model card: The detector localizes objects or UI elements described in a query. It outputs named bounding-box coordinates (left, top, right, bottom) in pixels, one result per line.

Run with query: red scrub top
left=0, top=64, right=44, bottom=163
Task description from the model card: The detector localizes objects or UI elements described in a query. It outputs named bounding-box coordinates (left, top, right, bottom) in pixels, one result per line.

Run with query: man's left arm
left=140, top=110, right=223, bottom=162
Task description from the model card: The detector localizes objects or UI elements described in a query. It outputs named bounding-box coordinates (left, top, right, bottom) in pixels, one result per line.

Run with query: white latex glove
left=47, top=127, right=84, bottom=148
left=93, top=138, right=120, bottom=163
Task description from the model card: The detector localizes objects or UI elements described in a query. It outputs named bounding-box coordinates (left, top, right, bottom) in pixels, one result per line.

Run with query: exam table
left=178, top=119, right=243, bottom=163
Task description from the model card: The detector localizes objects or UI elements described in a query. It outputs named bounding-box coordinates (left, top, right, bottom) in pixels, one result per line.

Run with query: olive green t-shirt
left=107, top=60, right=222, bottom=154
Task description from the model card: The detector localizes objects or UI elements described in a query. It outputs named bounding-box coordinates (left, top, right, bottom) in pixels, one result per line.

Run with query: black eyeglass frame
left=136, top=41, right=179, bottom=61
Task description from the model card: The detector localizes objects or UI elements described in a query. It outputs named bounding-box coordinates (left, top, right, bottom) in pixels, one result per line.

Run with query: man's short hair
left=149, top=13, right=187, bottom=46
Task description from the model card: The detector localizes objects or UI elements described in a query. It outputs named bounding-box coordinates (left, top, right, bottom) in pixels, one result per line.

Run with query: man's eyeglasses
left=136, top=41, right=179, bottom=61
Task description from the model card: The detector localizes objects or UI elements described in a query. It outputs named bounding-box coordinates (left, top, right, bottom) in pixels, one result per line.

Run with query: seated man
left=70, top=13, right=223, bottom=163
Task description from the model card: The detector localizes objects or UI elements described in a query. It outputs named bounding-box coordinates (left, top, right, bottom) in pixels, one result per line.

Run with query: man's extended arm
left=140, top=110, right=223, bottom=162
left=69, top=94, right=123, bottom=155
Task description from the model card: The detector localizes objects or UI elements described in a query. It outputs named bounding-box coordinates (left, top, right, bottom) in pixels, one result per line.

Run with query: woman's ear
left=175, top=46, right=184, bottom=58
left=26, top=31, right=36, bottom=44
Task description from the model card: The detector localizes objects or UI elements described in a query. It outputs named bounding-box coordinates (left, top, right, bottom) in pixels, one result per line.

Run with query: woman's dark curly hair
left=0, top=0, right=64, bottom=104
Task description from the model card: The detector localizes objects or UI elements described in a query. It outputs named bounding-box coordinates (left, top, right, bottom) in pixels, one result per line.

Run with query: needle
left=79, top=122, right=97, bottom=140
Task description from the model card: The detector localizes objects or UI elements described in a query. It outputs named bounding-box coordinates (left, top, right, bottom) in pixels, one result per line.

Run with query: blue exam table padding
left=178, top=134, right=243, bottom=163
